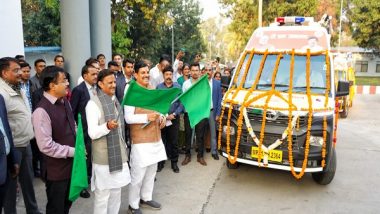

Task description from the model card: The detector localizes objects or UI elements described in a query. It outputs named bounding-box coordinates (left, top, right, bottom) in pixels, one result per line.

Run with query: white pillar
left=60, top=0, right=91, bottom=87
left=90, top=0, right=112, bottom=61
left=0, top=0, right=24, bottom=58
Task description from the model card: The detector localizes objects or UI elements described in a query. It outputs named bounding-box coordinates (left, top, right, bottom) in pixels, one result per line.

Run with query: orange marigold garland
left=218, top=50, right=250, bottom=151
left=321, top=50, right=331, bottom=168
left=256, top=53, right=282, bottom=165
left=287, top=49, right=296, bottom=176
left=289, top=49, right=313, bottom=179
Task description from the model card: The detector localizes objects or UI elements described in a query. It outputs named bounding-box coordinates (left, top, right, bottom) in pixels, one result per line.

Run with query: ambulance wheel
left=340, top=99, right=349, bottom=118
left=226, top=159, right=239, bottom=169
left=312, top=147, right=336, bottom=185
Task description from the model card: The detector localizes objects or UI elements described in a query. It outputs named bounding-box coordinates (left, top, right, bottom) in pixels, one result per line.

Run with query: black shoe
left=80, top=189, right=90, bottom=198
left=171, top=162, right=180, bottom=173
left=157, top=162, right=164, bottom=172
left=34, top=170, right=41, bottom=178
left=128, top=206, right=142, bottom=214
left=206, top=148, right=211, bottom=153
left=140, top=200, right=161, bottom=210
left=212, top=154, right=219, bottom=160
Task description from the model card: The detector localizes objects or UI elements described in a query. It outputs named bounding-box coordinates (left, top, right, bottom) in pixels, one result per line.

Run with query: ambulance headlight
left=309, top=136, right=323, bottom=147
left=223, top=126, right=235, bottom=136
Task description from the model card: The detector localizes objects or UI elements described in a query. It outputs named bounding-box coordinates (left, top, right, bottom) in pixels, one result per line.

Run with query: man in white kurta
left=125, top=61, right=167, bottom=214
left=85, top=69, right=131, bottom=214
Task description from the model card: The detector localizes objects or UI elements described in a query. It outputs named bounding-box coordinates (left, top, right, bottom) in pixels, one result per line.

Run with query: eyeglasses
left=56, top=79, right=69, bottom=85
left=10, top=68, right=21, bottom=74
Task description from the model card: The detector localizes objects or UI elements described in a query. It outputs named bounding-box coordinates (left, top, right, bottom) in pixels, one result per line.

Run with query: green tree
left=22, top=0, right=61, bottom=46
left=159, top=0, right=205, bottom=63
left=200, top=17, right=230, bottom=63
left=111, top=0, right=205, bottom=63
left=349, top=0, right=380, bottom=51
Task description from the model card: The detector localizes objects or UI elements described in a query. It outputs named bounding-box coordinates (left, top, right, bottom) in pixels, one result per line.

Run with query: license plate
left=251, top=147, right=283, bottom=163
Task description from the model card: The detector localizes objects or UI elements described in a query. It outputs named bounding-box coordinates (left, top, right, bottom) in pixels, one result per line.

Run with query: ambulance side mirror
left=335, top=80, right=350, bottom=97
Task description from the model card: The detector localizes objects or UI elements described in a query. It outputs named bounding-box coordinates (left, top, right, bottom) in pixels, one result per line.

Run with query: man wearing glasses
left=32, top=66, right=76, bottom=213
left=0, top=57, right=41, bottom=214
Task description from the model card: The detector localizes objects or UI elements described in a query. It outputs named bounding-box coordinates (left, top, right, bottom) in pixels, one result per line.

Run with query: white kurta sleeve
left=124, top=105, right=148, bottom=124
left=85, top=100, right=110, bottom=140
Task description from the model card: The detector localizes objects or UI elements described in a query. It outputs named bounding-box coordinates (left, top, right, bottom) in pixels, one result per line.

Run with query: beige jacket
left=0, top=78, right=34, bottom=147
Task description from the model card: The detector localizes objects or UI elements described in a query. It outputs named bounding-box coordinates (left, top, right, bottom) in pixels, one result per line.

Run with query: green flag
left=178, top=75, right=211, bottom=128
left=121, top=80, right=182, bottom=114
left=69, top=114, right=88, bottom=202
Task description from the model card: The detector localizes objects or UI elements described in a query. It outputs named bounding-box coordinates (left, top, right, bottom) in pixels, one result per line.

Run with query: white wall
left=0, top=0, right=24, bottom=58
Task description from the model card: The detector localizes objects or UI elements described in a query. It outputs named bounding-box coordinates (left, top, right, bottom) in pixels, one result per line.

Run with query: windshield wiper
left=256, top=83, right=290, bottom=87
left=293, top=86, right=327, bottom=89
left=281, top=86, right=327, bottom=92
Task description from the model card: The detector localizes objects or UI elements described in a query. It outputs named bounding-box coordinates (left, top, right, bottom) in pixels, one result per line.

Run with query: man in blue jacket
left=204, top=64, right=222, bottom=160
left=0, top=94, right=20, bottom=212
left=156, top=66, right=183, bottom=173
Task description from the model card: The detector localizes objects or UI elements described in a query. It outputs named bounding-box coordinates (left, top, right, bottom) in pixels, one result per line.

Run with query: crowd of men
left=0, top=51, right=231, bottom=214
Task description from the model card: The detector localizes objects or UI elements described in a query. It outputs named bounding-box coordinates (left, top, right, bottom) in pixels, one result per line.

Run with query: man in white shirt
left=149, top=54, right=171, bottom=88
left=125, top=61, right=167, bottom=214
left=85, top=69, right=130, bottom=214
left=181, top=63, right=208, bottom=166
left=172, top=49, right=185, bottom=81
left=77, top=58, right=101, bottom=85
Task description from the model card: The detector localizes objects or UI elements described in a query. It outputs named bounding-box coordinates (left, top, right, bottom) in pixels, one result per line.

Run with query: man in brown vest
left=124, top=61, right=167, bottom=214
left=85, top=69, right=130, bottom=214
left=32, top=66, right=76, bottom=214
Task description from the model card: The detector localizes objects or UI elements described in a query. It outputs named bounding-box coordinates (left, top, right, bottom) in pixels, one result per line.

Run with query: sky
left=198, top=0, right=222, bottom=20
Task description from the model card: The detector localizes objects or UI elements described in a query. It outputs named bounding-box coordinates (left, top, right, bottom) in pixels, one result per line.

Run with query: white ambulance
left=218, top=16, right=349, bottom=185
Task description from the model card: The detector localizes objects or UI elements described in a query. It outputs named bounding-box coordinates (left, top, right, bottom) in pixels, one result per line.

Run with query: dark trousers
left=161, top=117, right=179, bottom=163
left=84, top=138, right=92, bottom=183
left=195, top=118, right=209, bottom=158
left=3, top=145, right=40, bottom=214
left=0, top=173, right=10, bottom=214
left=184, top=113, right=193, bottom=156
left=30, top=138, right=42, bottom=176
left=45, top=179, right=72, bottom=214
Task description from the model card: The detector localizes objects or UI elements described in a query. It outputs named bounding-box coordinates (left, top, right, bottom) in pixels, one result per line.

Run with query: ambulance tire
left=226, top=159, right=239, bottom=169
left=340, top=99, right=349, bottom=118
left=312, top=147, right=336, bottom=185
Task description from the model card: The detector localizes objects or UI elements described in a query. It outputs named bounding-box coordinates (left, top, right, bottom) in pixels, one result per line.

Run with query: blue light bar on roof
left=295, top=17, right=305, bottom=23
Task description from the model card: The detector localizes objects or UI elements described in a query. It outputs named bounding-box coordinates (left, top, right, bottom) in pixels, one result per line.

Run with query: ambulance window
left=275, top=54, right=290, bottom=87
left=257, top=55, right=277, bottom=87
left=243, top=54, right=263, bottom=88
left=235, top=54, right=250, bottom=87
left=293, top=55, right=327, bottom=94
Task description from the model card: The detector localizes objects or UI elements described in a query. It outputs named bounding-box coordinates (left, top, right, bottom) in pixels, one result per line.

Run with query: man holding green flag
left=121, top=75, right=181, bottom=114
left=86, top=69, right=130, bottom=214
left=180, top=63, right=211, bottom=166
left=124, top=61, right=168, bottom=213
